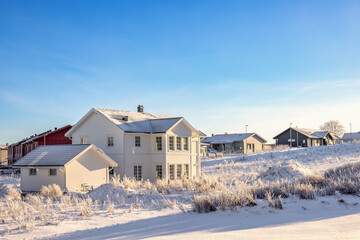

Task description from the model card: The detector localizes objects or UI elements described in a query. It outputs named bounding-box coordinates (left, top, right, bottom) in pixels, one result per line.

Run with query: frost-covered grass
left=1, top=143, right=360, bottom=236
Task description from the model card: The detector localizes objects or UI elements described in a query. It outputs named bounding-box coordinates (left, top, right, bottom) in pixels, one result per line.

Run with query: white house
left=65, top=106, right=202, bottom=182
left=13, top=144, right=117, bottom=192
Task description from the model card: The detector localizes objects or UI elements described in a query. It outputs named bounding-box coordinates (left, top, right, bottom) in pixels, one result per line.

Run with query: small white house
left=13, top=144, right=117, bottom=192
left=65, top=106, right=202, bottom=182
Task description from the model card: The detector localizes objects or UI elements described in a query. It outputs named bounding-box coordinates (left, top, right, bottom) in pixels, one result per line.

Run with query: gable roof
left=12, top=144, right=117, bottom=167
left=10, top=125, right=72, bottom=146
left=342, top=132, right=360, bottom=140
left=66, top=108, right=201, bottom=136
left=274, top=127, right=336, bottom=140
left=202, top=133, right=267, bottom=144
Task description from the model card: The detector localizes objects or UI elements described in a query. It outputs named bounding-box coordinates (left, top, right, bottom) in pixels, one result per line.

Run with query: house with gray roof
left=273, top=127, right=338, bottom=147
left=202, top=133, right=267, bottom=153
left=65, top=105, right=203, bottom=182
left=13, top=144, right=117, bottom=192
left=342, top=132, right=360, bottom=143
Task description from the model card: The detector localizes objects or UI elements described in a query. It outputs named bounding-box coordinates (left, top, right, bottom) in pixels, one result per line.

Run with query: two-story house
left=65, top=106, right=202, bottom=182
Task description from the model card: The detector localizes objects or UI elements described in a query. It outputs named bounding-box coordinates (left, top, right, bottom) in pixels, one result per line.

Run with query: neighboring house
left=12, top=144, right=117, bottom=192
left=342, top=132, right=360, bottom=143
left=0, top=144, right=8, bottom=165
left=201, top=133, right=267, bottom=153
left=273, top=127, right=338, bottom=147
left=65, top=106, right=202, bottom=182
left=8, top=125, right=72, bottom=165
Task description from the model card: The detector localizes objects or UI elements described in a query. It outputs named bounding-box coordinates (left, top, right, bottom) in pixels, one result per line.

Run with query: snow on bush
left=1, top=143, right=360, bottom=234
left=40, top=184, right=63, bottom=199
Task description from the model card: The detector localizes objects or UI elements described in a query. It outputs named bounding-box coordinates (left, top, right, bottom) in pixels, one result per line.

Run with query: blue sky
left=1, top=0, right=360, bottom=144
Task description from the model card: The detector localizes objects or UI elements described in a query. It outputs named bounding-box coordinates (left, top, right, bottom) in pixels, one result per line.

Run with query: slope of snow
left=1, top=143, right=360, bottom=239
left=15, top=196, right=360, bottom=240
left=202, top=143, right=360, bottom=182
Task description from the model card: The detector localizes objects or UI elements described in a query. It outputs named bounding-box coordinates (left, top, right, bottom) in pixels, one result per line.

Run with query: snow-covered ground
left=1, top=142, right=360, bottom=239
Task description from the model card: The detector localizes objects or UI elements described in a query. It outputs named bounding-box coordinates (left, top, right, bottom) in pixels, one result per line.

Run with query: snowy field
left=1, top=143, right=360, bottom=240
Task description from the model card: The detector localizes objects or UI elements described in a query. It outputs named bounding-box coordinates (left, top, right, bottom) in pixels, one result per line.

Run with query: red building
left=8, top=125, right=72, bottom=165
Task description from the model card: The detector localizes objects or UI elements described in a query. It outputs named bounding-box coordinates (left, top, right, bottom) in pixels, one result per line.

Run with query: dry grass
left=40, top=184, right=63, bottom=199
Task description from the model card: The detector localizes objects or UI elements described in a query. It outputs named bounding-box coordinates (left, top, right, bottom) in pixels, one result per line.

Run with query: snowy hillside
left=202, top=142, right=360, bottom=183
left=1, top=143, right=360, bottom=239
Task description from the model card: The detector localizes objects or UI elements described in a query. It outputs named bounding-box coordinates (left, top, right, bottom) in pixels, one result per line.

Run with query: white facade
left=18, top=145, right=117, bottom=192
left=66, top=108, right=201, bottom=182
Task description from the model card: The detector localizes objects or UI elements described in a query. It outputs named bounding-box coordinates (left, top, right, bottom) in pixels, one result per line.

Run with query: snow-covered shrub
left=78, top=198, right=92, bottom=218
left=40, top=184, right=63, bottom=199
left=294, top=183, right=315, bottom=199
left=122, top=176, right=141, bottom=189
left=274, top=195, right=283, bottom=209
left=143, top=179, right=153, bottom=190
left=162, top=197, right=177, bottom=209
left=266, top=191, right=274, bottom=207
left=5, top=187, right=21, bottom=201
left=155, top=178, right=170, bottom=193
left=272, top=145, right=290, bottom=151
left=110, top=173, right=121, bottom=188
left=193, top=195, right=216, bottom=213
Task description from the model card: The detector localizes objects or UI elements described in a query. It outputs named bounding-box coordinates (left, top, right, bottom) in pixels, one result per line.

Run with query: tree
left=320, top=120, right=345, bottom=136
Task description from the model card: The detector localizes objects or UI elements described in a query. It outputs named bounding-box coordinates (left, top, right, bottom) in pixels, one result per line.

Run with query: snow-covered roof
left=342, top=132, right=360, bottom=140
left=0, top=145, right=8, bottom=150
left=66, top=108, right=201, bottom=136
left=202, top=133, right=267, bottom=144
left=12, top=144, right=117, bottom=167
left=94, top=108, right=178, bottom=125
left=118, top=118, right=182, bottom=133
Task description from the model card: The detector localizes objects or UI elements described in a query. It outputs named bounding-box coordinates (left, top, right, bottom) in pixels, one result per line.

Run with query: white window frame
left=107, top=136, right=114, bottom=147
left=176, top=164, right=182, bottom=179
left=134, top=165, right=142, bottom=181
left=169, top=164, right=175, bottom=180
left=156, top=165, right=162, bottom=179
left=156, top=136, right=162, bottom=151
left=183, top=137, right=189, bottom=151
left=184, top=164, right=189, bottom=179
left=176, top=137, right=182, bottom=151
left=135, top=136, right=141, bottom=147
left=169, top=136, right=174, bottom=151
left=49, top=169, right=57, bottom=176
left=29, top=168, right=37, bottom=176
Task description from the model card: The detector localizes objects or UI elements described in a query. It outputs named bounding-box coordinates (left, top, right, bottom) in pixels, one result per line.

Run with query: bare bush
left=193, top=195, right=216, bottom=213
left=40, top=184, right=63, bottom=199
left=294, top=183, right=315, bottom=199
left=274, top=195, right=283, bottom=209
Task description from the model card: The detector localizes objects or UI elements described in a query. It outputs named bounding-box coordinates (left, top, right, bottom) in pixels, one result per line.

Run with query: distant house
left=13, top=144, right=117, bottom=192
left=0, top=144, right=8, bottom=165
left=65, top=106, right=202, bottom=182
left=201, top=133, right=267, bottom=153
left=273, top=127, right=338, bottom=147
left=342, top=132, right=360, bottom=143
left=8, top=125, right=72, bottom=165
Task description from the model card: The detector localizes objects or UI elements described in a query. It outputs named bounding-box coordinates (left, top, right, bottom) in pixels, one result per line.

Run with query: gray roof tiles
left=118, top=117, right=182, bottom=133
left=342, top=132, right=360, bottom=140
left=12, top=144, right=90, bottom=167
left=202, top=133, right=267, bottom=144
